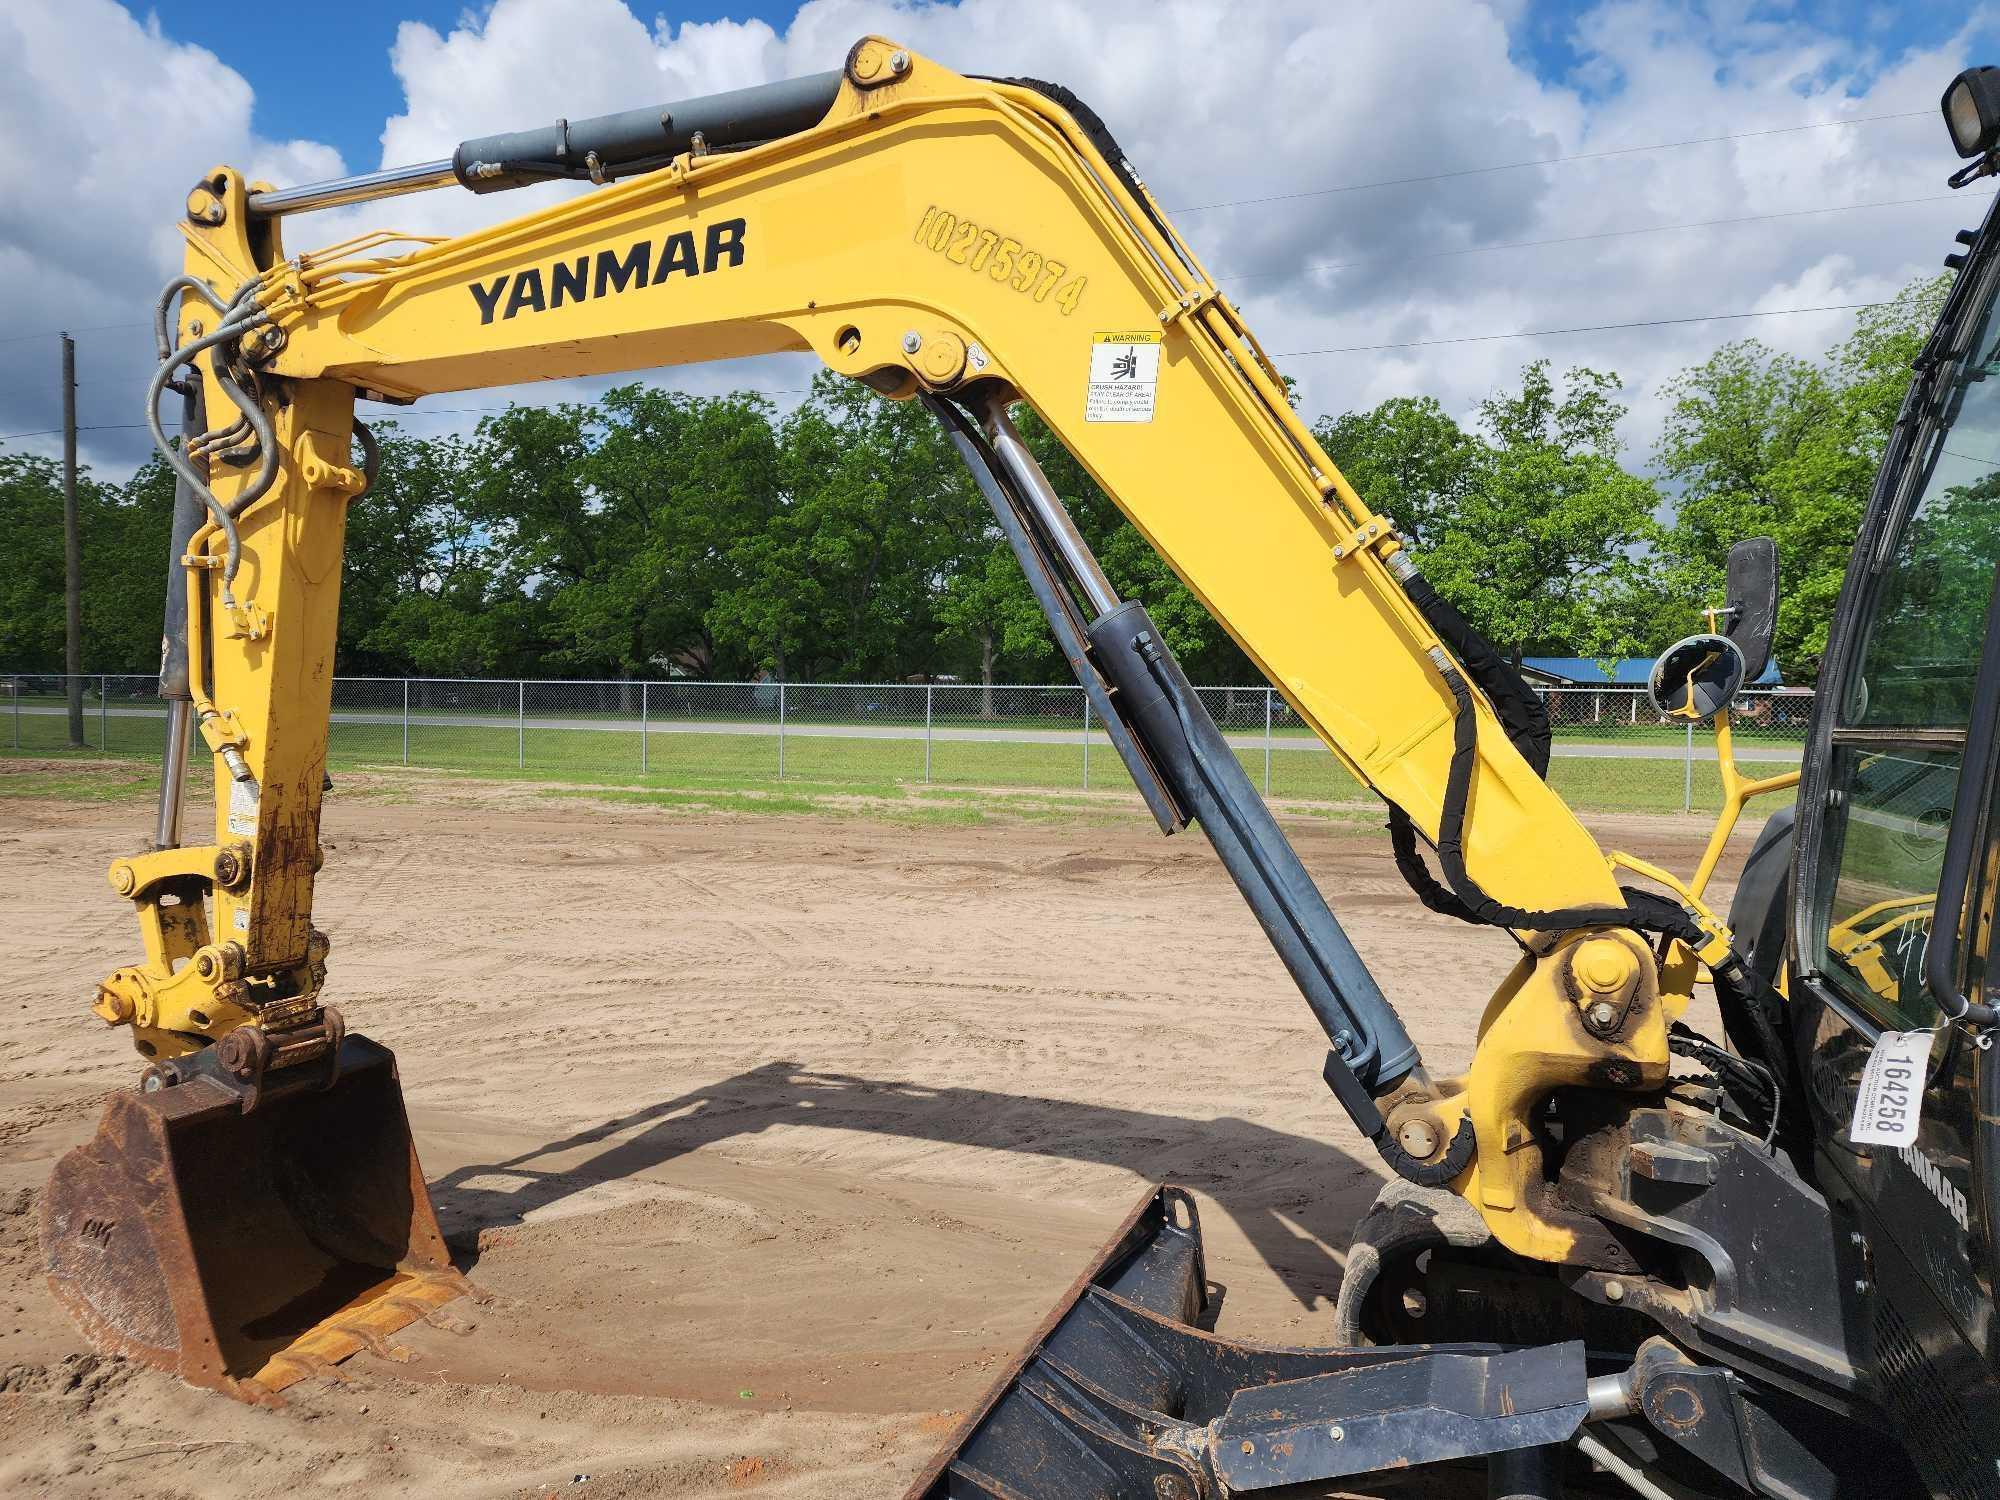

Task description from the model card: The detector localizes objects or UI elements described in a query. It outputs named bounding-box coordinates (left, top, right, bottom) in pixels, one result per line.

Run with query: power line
left=0, top=321, right=151, bottom=348
left=1270, top=300, right=1886, bottom=358
left=1169, top=109, right=1932, bottom=214
left=0, top=422, right=149, bottom=443
left=1216, top=190, right=1991, bottom=284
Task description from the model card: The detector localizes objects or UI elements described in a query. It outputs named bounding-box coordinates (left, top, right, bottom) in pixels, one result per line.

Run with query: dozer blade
left=40, top=1033, right=464, bottom=1401
left=908, top=1185, right=1592, bottom=1499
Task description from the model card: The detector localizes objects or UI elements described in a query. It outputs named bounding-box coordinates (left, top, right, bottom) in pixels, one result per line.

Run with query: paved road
left=12, top=703, right=1804, bottom=762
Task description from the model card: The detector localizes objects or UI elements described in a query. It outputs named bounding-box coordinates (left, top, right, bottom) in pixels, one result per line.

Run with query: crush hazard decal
left=1085, top=331, right=1162, bottom=423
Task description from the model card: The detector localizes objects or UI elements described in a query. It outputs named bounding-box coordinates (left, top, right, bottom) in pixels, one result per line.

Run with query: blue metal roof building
left=1521, top=656, right=1782, bottom=687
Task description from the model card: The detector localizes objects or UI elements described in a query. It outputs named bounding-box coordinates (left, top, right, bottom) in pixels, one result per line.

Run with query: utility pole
left=62, top=333, right=84, bottom=749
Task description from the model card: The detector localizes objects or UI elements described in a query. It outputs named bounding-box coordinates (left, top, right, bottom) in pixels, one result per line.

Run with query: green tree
left=1654, top=275, right=1950, bottom=673
left=0, top=451, right=172, bottom=675
left=1313, top=395, right=1482, bottom=549
left=1422, top=362, right=1661, bottom=665
left=713, top=374, right=960, bottom=681
left=339, top=427, right=508, bottom=675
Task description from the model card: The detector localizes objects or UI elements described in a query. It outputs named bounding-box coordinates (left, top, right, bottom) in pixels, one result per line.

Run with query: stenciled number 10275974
left=915, top=206, right=1088, bottom=314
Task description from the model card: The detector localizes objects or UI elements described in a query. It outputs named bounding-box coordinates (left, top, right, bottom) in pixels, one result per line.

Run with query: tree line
left=0, top=275, right=1944, bottom=689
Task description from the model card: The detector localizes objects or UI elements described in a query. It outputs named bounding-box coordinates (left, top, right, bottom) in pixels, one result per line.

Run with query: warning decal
left=1086, top=331, right=1162, bottom=423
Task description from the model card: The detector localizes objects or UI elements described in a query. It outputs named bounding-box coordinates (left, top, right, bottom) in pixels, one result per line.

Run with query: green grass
left=3, top=707, right=1774, bottom=821
left=0, top=759, right=160, bottom=802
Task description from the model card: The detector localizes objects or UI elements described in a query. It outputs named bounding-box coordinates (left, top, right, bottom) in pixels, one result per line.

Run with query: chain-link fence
left=4, top=673, right=1811, bottom=814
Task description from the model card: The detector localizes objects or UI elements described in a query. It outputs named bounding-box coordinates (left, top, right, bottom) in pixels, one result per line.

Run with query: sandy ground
left=0, top=770, right=1753, bottom=1497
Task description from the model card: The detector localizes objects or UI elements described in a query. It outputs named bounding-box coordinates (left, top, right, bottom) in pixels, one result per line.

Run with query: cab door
left=1790, top=281, right=2000, bottom=1469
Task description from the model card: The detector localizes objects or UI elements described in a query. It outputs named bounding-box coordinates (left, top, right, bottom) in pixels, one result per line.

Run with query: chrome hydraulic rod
left=250, top=70, right=844, bottom=216
left=967, top=389, right=1120, bottom=617
left=154, top=700, right=194, bottom=850
left=248, top=160, right=457, bottom=217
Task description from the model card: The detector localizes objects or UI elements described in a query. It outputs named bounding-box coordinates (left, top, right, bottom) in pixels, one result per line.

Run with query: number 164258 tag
left=1848, top=1029, right=1935, bottom=1147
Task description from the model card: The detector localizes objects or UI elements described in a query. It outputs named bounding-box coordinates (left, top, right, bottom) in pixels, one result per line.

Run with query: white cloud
left=2, top=0, right=1995, bottom=487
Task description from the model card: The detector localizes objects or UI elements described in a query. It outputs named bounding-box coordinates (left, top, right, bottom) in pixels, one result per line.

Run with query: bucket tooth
left=40, top=1033, right=462, bottom=1399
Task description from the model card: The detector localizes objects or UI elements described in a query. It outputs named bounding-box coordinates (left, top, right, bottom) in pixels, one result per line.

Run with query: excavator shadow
left=428, top=1060, right=1379, bottom=1312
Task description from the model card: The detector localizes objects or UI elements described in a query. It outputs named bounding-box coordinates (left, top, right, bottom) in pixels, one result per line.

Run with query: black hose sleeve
left=1387, top=806, right=1482, bottom=923
left=1322, top=1051, right=1475, bottom=1188
left=1402, top=572, right=1550, bottom=776
left=1432, top=664, right=1679, bottom=935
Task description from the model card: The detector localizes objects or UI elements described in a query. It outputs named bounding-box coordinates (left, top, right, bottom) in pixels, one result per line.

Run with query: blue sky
left=153, top=1, right=1982, bottom=183
left=151, top=0, right=792, bottom=175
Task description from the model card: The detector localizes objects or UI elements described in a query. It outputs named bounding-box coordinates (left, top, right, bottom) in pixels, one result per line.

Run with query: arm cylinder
left=452, top=71, right=844, bottom=193
left=154, top=381, right=207, bottom=849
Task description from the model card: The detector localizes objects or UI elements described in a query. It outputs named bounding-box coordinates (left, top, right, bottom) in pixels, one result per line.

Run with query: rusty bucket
left=40, top=1034, right=464, bottom=1400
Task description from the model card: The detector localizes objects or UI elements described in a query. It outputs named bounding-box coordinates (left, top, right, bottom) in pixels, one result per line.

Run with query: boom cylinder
left=1086, top=602, right=1419, bottom=1092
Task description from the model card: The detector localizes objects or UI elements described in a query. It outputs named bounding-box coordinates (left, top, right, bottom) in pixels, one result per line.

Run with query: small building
left=1519, top=656, right=1782, bottom=690
left=1520, top=656, right=1789, bottom=729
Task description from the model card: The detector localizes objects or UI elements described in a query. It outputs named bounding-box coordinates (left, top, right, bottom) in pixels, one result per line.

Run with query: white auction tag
left=1849, top=1029, right=1935, bottom=1147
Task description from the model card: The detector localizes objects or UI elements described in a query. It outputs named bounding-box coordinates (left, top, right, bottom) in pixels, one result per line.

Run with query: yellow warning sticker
left=1086, top=331, right=1163, bottom=423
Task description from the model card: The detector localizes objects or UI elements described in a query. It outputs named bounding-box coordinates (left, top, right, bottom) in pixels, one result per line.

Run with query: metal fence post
left=777, top=681, right=786, bottom=779
left=924, top=682, right=932, bottom=783
left=1263, top=687, right=1273, bottom=796
left=99, top=673, right=108, bottom=751
left=517, top=680, right=526, bottom=769
left=402, top=678, right=410, bottom=765
left=1082, top=692, right=1091, bottom=791
left=641, top=680, right=649, bottom=775
left=1684, top=721, right=1694, bottom=814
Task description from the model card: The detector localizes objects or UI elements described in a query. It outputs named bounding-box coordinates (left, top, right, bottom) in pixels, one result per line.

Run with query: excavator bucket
left=40, top=1034, right=464, bottom=1401
left=908, top=1186, right=1592, bottom=1499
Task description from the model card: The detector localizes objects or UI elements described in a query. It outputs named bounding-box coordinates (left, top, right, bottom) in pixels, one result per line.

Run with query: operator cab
left=1781, top=64, right=2000, bottom=1479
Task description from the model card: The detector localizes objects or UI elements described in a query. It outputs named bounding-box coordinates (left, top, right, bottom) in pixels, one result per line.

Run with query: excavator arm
left=44, top=40, right=1811, bottom=1488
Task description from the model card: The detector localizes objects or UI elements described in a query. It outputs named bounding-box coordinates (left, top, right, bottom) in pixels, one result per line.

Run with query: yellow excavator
left=38, top=40, right=2000, bottom=1498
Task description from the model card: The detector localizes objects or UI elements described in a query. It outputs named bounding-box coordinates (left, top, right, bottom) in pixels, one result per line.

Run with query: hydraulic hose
left=144, top=278, right=278, bottom=605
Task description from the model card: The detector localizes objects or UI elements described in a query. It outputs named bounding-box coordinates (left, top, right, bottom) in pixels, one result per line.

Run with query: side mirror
left=1650, top=634, right=1747, bottom=722
left=1722, top=537, right=1778, bottom=683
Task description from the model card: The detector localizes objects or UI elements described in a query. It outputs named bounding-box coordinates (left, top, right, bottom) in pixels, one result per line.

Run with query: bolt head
left=1603, top=1279, right=1626, bottom=1303
left=1589, top=1000, right=1619, bottom=1028
left=1576, top=937, right=1633, bottom=993
left=1328, top=1425, right=1345, bottom=1442
left=1240, top=1439, right=1255, bottom=1455
left=901, top=331, right=923, bottom=354
left=889, top=49, right=910, bottom=73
